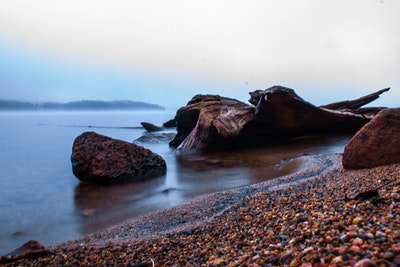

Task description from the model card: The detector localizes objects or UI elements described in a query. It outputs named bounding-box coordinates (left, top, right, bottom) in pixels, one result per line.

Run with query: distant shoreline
left=0, top=99, right=165, bottom=111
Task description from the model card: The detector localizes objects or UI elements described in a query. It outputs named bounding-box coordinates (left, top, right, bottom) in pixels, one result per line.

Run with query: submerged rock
left=135, top=132, right=176, bottom=143
left=343, top=108, right=400, bottom=169
left=71, top=131, right=166, bottom=183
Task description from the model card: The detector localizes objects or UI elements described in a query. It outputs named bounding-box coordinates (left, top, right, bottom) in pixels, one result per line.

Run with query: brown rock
left=343, top=108, right=400, bottom=169
left=354, top=259, right=377, bottom=267
left=3, top=240, right=45, bottom=258
left=71, top=131, right=166, bottom=183
left=0, top=240, right=50, bottom=264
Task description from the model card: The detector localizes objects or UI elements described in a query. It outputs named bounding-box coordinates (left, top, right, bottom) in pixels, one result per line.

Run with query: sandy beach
left=2, top=153, right=399, bottom=266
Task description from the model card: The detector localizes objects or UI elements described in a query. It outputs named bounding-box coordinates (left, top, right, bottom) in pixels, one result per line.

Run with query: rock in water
left=140, top=122, right=164, bottom=132
left=135, top=132, right=176, bottom=143
left=343, top=108, right=400, bottom=169
left=71, top=131, right=166, bottom=183
left=163, top=119, right=177, bottom=128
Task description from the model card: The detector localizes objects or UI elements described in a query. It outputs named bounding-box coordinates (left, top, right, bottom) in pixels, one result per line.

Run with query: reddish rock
left=0, top=240, right=50, bottom=264
left=3, top=240, right=45, bottom=258
left=343, top=108, right=400, bottom=169
left=71, top=131, right=166, bottom=183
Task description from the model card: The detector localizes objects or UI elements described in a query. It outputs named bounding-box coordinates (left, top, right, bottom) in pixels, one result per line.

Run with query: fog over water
left=0, top=0, right=399, bottom=108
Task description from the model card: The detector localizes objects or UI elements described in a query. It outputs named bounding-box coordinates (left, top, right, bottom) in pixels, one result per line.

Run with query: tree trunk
left=169, top=85, right=389, bottom=153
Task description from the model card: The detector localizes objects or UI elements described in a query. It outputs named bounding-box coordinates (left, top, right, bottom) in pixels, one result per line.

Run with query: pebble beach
left=2, top=153, right=399, bottom=266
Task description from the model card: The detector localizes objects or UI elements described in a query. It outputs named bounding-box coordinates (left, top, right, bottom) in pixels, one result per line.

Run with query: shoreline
left=56, top=153, right=339, bottom=250
left=4, top=152, right=400, bottom=266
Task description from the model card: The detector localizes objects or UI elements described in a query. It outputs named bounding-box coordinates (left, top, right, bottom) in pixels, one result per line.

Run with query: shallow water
left=0, top=111, right=351, bottom=254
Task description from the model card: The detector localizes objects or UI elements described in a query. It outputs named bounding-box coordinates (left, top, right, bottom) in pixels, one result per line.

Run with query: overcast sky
left=0, top=0, right=398, bottom=108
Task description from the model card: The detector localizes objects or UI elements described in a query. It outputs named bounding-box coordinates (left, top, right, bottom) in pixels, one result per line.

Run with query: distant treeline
left=0, top=99, right=165, bottom=111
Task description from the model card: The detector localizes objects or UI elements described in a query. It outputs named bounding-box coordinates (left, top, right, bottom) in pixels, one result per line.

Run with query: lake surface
left=0, top=110, right=352, bottom=254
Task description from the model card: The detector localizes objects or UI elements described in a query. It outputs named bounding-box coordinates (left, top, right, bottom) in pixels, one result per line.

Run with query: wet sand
left=3, top=153, right=400, bottom=266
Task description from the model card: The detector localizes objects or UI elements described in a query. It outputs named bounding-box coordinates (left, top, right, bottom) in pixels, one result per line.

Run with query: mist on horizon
left=0, top=0, right=398, bottom=108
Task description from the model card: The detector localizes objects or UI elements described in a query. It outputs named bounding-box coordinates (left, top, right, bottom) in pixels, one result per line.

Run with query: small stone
left=352, top=216, right=363, bottom=225
left=392, top=258, right=400, bottom=266
left=350, top=245, right=362, bottom=254
left=302, top=247, right=314, bottom=255
left=10, top=231, right=24, bottom=237
left=212, top=257, right=226, bottom=265
left=340, top=231, right=358, bottom=243
left=375, top=231, right=387, bottom=238
left=331, top=256, right=343, bottom=264
left=382, top=251, right=394, bottom=260
left=279, top=234, right=290, bottom=240
left=365, top=233, right=374, bottom=239
left=325, top=236, right=333, bottom=244
left=338, top=246, right=348, bottom=255
left=83, top=209, right=96, bottom=216
left=290, top=259, right=300, bottom=267
left=354, top=258, right=377, bottom=267
left=360, top=243, right=370, bottom=250
left=352, top=237, right=363, bottom=246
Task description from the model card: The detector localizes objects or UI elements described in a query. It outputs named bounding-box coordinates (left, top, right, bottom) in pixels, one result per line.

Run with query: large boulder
left=169, top=86, right=388, bottom=153
left=71, top=131, right=166, bottom=183
left=342, top=108, right=400, bottom=169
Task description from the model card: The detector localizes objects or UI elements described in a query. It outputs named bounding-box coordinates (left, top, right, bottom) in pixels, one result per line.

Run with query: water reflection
left=74, top=175, right=167, bottom=233
left=73, top=134, right=352, bottom=236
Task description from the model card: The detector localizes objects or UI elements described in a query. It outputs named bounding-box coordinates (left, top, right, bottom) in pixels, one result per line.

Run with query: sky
left=0, top=0, right=399, bottom=109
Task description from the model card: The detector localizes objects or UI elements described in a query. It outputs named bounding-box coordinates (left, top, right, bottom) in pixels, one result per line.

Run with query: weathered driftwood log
left=169, top=85, right=389, bottom=153
left=319, top=87, right=389, bottom=111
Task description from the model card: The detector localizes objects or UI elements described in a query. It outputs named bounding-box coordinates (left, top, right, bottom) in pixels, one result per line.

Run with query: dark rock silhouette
left=140, top=119, right=176, bottom=132
left=140, top=122, right=164, bottom=132
left=162, top=119, right=177, bottom=128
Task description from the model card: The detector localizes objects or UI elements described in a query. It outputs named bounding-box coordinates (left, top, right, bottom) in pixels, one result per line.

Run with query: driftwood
left=169, top=85, right=389, bottom=153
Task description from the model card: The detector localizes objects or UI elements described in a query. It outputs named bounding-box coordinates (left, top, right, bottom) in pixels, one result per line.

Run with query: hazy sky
left=0, top=0, right=399, bottom=108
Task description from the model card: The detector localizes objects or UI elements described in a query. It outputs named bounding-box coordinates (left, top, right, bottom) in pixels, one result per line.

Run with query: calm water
left=0, top=111, right=351, bottom=254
